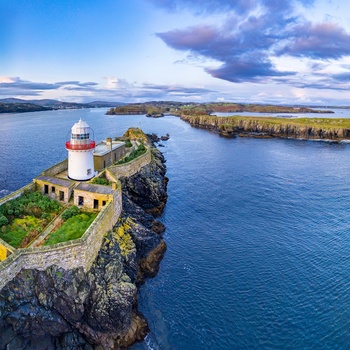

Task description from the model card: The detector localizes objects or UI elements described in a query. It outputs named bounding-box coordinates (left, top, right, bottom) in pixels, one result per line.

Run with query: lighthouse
left=66, top=119, right=96, bottom=181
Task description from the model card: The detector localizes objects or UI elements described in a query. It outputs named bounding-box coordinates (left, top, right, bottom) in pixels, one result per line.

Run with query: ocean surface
left=2, top=109, right=350, bottom=349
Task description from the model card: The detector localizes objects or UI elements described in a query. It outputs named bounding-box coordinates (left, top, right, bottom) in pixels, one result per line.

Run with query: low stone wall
left=41, top=159, right=68, bottom=176
left=0, top=182, right=36, bottom=206
left=82, top=190, right=122, bottom=269
left=0, top=194, right=122, bottom=290
left=108, top=148, right=152, bottom=179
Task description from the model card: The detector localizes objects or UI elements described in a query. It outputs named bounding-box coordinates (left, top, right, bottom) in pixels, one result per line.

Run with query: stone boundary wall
left=108, top=148, right=152, bottom=179
left=41, top=159, right=68, bottom=176
left=0, top=195, right=121, bottom=290
left=0, top=182, right=36, bottom=206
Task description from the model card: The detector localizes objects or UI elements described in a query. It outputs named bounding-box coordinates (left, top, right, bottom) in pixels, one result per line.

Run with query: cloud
left=148, top=0, right=314, bottom=15
left=155, top=0, right=350, bottom=89
left=278, top=22, right=350, bottom=59
left=0, top=76, right=218, bottom=102
left=141, top=83, right=215, bottom=94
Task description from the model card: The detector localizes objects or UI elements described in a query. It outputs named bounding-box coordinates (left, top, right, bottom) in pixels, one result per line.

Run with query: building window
left=78, top=196, right=84, bottom=206
left=114, top=153, right=117, bottom=161
left=59, top=191, right=64, bottom=201
left=52, top=186, right=55, bottom=193
left=94, top=199, right=99, bottom=209
left=103, top=160, right=106, bottom=168
left=44, top=184, right=49, bottom=194
left=102, top=200, right=106, bottom=206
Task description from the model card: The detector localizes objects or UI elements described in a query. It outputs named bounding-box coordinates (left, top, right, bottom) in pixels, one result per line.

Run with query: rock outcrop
left=181, top=114, right=350, bottom=141
left=0, top=138, right=168, bottom=350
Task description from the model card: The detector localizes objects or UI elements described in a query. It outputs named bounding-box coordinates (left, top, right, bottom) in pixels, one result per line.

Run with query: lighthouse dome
left=71, top=118, right=90, bottom=135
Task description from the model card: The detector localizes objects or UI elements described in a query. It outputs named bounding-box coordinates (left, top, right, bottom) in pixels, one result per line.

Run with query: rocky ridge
left=0, top=138, right=168, bottom=350
left=181, top=114, right=350, bottom=141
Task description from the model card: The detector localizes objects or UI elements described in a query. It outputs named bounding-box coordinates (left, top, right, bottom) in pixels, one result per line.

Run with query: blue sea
left=2, top=109, right=350, bottom=349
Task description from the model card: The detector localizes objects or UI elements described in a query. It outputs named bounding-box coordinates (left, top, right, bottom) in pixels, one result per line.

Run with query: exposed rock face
left=120, top=147, right=168, bottom=217
left=181, top=114, right=350, bottom=141
left=0, top=141, right=168, bottom=350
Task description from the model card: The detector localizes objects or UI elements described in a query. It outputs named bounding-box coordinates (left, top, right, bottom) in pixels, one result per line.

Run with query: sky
left=1, top=0, right=350, bottom=105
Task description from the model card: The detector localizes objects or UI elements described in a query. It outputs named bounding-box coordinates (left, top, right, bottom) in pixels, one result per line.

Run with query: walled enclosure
left=108, top=147, right=152, bottom=179
left=0, top=146, right=152, bottom=289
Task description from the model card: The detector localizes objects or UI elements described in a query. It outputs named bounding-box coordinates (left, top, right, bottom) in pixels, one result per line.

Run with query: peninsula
left=0, top=125, right=168, bottom=349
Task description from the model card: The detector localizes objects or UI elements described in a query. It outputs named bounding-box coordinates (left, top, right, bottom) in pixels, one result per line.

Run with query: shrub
left=125, top=139, right=132, bottom=148
left=92, top=177, right=110, bottom=186
left=116, top=144, right=147, bottom=164
left=61, top=206, right=80, bottom=221
left=0, top=215, right=9, bottom=227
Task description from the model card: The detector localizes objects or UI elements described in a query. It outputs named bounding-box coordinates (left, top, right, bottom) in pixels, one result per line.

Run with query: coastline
left=180, top=114, right=350, bottom=142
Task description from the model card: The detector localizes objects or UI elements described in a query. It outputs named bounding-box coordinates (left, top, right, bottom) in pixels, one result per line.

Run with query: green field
left=43, top=212, right=97, bottom=246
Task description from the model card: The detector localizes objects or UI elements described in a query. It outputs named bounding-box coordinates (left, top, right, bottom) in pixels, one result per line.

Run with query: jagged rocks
left=120, top=147, right=168, bottom=217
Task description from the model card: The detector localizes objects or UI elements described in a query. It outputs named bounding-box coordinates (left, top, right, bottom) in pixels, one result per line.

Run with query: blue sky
left=1, top=0, right=350, bottom=105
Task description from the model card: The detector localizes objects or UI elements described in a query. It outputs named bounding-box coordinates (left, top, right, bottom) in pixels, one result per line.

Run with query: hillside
left=0, top=102, right=52, bottom=114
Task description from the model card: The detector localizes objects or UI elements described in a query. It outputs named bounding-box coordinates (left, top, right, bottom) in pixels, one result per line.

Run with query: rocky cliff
left=181, top=115, right=350, bottom=141
left=0, top=140, right=168, bottom=350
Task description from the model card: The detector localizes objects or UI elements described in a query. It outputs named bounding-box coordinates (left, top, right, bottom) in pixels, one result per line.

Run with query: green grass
left=116, top=144, right=147, bottom=165
left=0, top=216, right=45, bottom=248
left=43, top=212, right=97, bottom=246
left=0, top=191, right=62, bottom=248
left=92, top=177, right=110, bottom=186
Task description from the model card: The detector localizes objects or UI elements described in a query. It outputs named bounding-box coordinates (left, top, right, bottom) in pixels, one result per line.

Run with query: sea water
left=1, top=109, right=350, bottom=349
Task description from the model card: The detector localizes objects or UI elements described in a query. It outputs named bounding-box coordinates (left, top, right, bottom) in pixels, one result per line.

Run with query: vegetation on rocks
left=123, top=127, right=148, bottom=142
left=115, top=219, right=136, bottom=257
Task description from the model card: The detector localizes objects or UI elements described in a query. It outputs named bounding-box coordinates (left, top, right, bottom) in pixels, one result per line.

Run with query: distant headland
left=106, top=101, right=335, bottom=116
left=0, top=98, right=124, bottom=114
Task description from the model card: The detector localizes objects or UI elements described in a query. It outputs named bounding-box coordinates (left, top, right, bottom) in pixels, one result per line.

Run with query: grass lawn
left=0, top=216, right=47, bottom=248
left=43, top=212, right=97, bottom=246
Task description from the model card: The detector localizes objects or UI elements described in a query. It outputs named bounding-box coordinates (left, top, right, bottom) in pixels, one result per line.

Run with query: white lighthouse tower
left=66, top=119, right=96, bottom=181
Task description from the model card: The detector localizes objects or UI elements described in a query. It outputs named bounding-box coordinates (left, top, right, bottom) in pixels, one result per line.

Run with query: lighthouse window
left=72, top=133, right=89, bottom=140
left=87, top=169, right=91, bottom=175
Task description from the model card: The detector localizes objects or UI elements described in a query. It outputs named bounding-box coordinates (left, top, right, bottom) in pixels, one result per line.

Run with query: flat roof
left=94, top=141, right=124, bottom=157
left=75, top=182, right=115, bottom=195
left=36, top=176, right=74, bottom=188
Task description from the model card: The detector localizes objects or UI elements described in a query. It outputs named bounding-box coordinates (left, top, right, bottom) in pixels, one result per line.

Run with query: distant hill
left=86, top=101, right=125, bottom=107
left=0, top=102, right=52, bottom=114
left=0, top=98, right=124, bottom=112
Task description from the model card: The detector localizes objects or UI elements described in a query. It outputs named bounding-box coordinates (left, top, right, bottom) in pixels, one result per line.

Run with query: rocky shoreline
left=180, top=114, right=350, bottom=142
left=0, top=138, right=168, bottom=350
